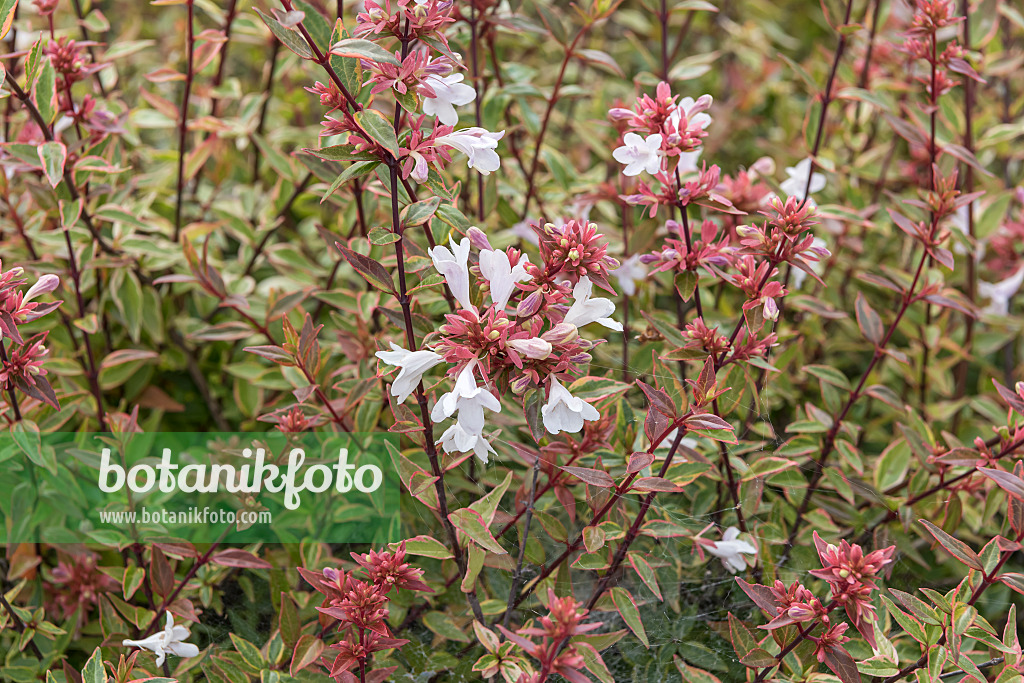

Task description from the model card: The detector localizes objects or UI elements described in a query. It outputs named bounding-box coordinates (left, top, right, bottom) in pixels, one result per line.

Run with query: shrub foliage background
left=1, top=0, right=1024, bottom=681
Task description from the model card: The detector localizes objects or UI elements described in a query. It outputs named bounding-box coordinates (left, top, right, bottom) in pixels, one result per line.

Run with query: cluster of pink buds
left=311, top=0, right=503, bottom=180
left=44, top=551, right=117, bottom=626
left=297, top=543, right=430, bottom=681
left=355, top=0, right=456, bottom=44
left=478, top=589, right=607, bottom=683
left=375, top=224, right=623, bottom=461
left=609, top=82, right=723, bottom=217
left=740, top=535, right=895, bottom=670
left=0, top=265, right=62, bottom=412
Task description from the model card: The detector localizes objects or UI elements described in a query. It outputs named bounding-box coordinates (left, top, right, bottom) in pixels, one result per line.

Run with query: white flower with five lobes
left=609, top=254, right=647, bottom=297
left=541, top=376, right=600, bottom=435
left=434, top=127, right=504, bottom=175
left=479, top=247, right=532, bottom=310
left=440, top=418, right=495, bottom=463
left=421, top=73, right=477, bottom=126
left=123, top=612, right=200, bottom=667
left=671, top=95, right=713, bottom=130
left=779, top=158, right=826, bottom=202
left=428, top=235, right=474, bottom=311
left=705, top=527, right=757, bottom=574
left=563, top=276, right=623, bottom=331
left=375, top=342, right=445, bottom=404
left=612, top=132, right=664, bottom=177
left=979, top=265, right=1024, bottom=316
left=430, top=361, right=501, bottom=424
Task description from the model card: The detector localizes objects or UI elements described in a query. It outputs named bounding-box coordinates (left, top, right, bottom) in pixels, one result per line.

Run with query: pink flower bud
left=510, top=374, right=534, bottom=395
left=516, top=290, right=543, bottom=317
left=542, top=322, right=578, bottom=345
left=466, top=226, right=492, bottom=251
left=23, top=274, right=60, bottom=303
left=507, top=337, right=552, bottom=360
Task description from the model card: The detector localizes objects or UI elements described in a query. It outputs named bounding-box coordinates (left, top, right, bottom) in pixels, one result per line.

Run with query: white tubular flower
left=677, top=149, right=703, bottom=175
left=541, top=376, right=600, bottom=435
left=430, top=361, right=501, bottom=424
left=439, top=419, right=495, bottom=463
left=435, top=127, right=504, bottom=175
left=705, top=527, right=757, bottom=574
left=479, top=247, right=532, bottom=310
left=375, top=342, right=444, bottom=404
left=563, top=276, right=623, bottom=331
left=421, top=73, right=476, bottom=126
left=677, top=95, right=713, bottom=130
left=612, top=132, right=664, bottom=177
left=123, top=612, right=200, bottom=667
left=979, top=265, right=1024, bottom=316
left=507, top=337, right=552, bottom=360
left=609, top=254, right=647, bottom=297
left=780, top=158, right=826, bottom=202
left=428, top=235, right=474, bottom=311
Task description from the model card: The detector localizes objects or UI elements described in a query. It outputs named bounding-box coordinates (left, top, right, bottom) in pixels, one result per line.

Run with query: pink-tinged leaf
left=627, top=553, right=662, bottom=601
left=822, top=644, right=861, bottom=683
left=290, top=634, right=325, bottom=676
left=920, top=520, right=983, bottom=571
left=626, top=451, right=655, bottom=475
left=391, top=535, right=453, bottom=560
left=999, top=573, right=1024, bottom=596
left=630, top=476, right=684, bottom=493
left=735, top=578, right=780, bottom=615
left=244, top=345, right=294, bottom=364
left=100, top=349, right=160, bottom=369
left=559, top=465, right=615, bottom=488
left=854, top=292, right=884, bottom=344
left=923, top=293, right=975, bottom=317
left=610, top=587, right=649, bottom=648
left=38, top=141, right=67, bottom=188
left=209, top=549, right=272, bottom=569
left=978, top=468, right=1024, bottom=501
left=636, top=380, right=677, bottom=418
left=335, top=243, right=396, bottom=295
left=448, top=508, right=506, bottom=555
left=994, top=379, right=1024, bottom=416
left=567, top=376, right=632, bottom=401
left=0, top=0, right=17, bottom=41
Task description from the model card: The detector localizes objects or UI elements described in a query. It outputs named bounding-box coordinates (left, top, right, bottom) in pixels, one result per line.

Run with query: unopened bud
left=510, top=374, right=533, bottom=395
left=516, top=290, right=543, bottom=318
left=487, top=329, right=500, bottom=341
left=542, top=322, right=578, bottom=344
left=507, top=337, right=553, bottom=360
left=466, top=226, right=492, bottom=251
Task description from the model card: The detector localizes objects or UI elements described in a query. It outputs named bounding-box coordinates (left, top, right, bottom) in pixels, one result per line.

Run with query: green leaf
left=255, top=8, right=313, bottom=59
left=423, top=611, right=472, bottom=642
left=330, top=38, right=400, bottom=66
left=368, top=227, right=400, bottom=245
left=610, top=587, right=649, bottom=648
left=37, top=141, right=67, bottom=189
left=391, top=534, right=453, bottom=560
left=123, top=565, right=146, bottom=601
left=34, top=61, right=57, bottom=125
left=401, top=196, right=442, bottom=227
left=230, top=633, right=266, bottom=670
left=0, top=0, right=17, bottom=41
left=354, top=109, right=399, bottom=159
left=804, top=364, right=850, bottom=391
left=449, top=508, right=506, bottom=554
left=322, top=161, right=380, bottom=203
left=81, top=648, right=105, bottom=683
